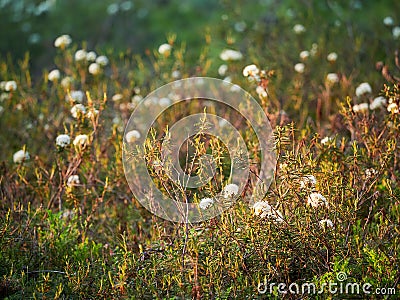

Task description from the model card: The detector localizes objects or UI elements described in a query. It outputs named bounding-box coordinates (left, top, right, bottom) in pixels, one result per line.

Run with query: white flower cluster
left=67, top=175, right=80, bottom=186
left=253, top=201, right=284, bottom=223
left=355, top=82, right=372, bottom=97
left=223, top=183, right=239, bottom=198
left=13, top=149, right=30, bottom=164
left=293, top=24, right=306, bottom=34
left=220, top=49, right=243, bottom=61
left=0, top=80, right=17, bottom=92
left=73, top=134, right=89, bottom=147
left=307, top=192, right=329, bottom=208
left=74, top=49, right=109, bottom=75
left=387, top=97, right=399, bottom=114
left=158, top=43, right=172, bottom=56
left=54, top=34, right=72, bottom=48
left=56, top=134, right=71, bottom=148
left=199, top=197, right=214, bottom=210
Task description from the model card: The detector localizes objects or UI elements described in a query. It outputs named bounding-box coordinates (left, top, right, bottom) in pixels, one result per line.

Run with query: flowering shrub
left=0, top=1, right=399, bottom=298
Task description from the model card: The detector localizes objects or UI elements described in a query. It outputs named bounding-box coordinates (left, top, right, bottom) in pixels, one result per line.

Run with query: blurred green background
left=1, top=0, right=399, bottom=71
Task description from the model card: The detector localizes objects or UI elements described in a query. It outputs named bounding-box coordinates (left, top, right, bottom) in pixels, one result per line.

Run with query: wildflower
left=86, top=108, right=99, bottom=119
left=321, top=136, right=333, bottom=145
left=293, top=24, right=306, bottom=34
left=393, top=26, right=400, bottom=39
left=61, top=76, right=73, bottom=89
left=54, top=34, right=72, bottom=48
left=86, top=51, right=97, bottom=62
left=75, top=49, right=87, bottom=61
left=326, top=73, right=339, bottom=84
left=48, top=69, right=60, bottom=82
left=199, top=197, right=214, bottom=210
left=387, top=102, right=399, bottom=114
left=223, top=183, right=239, bottom=198
left=310, top=43, right=318, bottom=56
left=171, top=70, right=181, bottom=78
left=365, top=168, right=378, bottom=178
left=218, top=64, right=228, bottom=76
left=234, top=21, right=247, bottom=32
left=300, top=175, right=317, bottom=189
left=353, top=103, right=369, bottom=113
left=370, top=96, right=387, bottom=110
left=107, top=3, right=119, bottom=15
left=299, top=50, right=310, bottom=60
left=71, top=104, right=86, bottom=118
left=126, top=130, right=141, bottom=143
left=220, top=49, right=243, bottom=61
left=67, top=175, right=80, bottom=186
left=96, top=55, right=109, bottom=66
left=253, top=201, right=284, bottom=223
left=294, top=63, right=305, bottom=73
left=73, top=134, right=89, bottom=147
left=307, top=192, right=328, bottom=208
left=327, top=52, right=338, bottom=62
left=112, top=94, right=123, bottom=102
left=120, top=1, right=133, bottom=11
left=256, top=86, right=268, bottom=98
left=158, top=43, right=172, bottom=56
left=383, top=16, right=394, bottom=26
left=67, top=90, right=84, bottom=103
left=319, top=219, right=334, bottom=228
left=355, top=82, right=372, bottom=97
left=88, top=63, right=101, bottom=75
left=242, top=64, right=259, bottom=77
left=5, top=81, right=17, bottom=92
left=13, top=149, right=30, bottom=164
left=56, top=134, right=71, bottom=148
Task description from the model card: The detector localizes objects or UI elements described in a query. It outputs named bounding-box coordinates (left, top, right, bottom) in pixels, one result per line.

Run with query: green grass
left=1, top=0, right=400, bottom=299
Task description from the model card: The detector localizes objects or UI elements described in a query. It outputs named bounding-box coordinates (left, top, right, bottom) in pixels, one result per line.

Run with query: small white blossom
left=88, top=63, right=101, bottom=75
left=73, top=134, right=89, bottom=147
left=370, top=96, right=387, bottom=110
left=242, top=64, right=259, bottom=77
left=319, top=219, right=334, bottom=228
left=126, top=130, right=141, bottom=143
left=300, top=175, right=317, bottom=189
left=158, top=43, right=172, bottom=56
left=48, top=69, right=60, bottom=82
left=220, top=49, right=243, bottom=61
left=120, top=1, right=133, bottom=11
left=74, top=49, right=87, bottom=61
left=218, top=64, right=228, bottom=76
left=107, top=3, right=119, bottom=15
left=393, top=26, right=400, bottom=39
left=199, top=197, right=214, bottom=210
left=294, top=63, right=305, bottom=73
left=13, top=149, right=30, bottom=164
left=355, top=82, right=372, bottom=97
left=56, top=134, right=71, bottom=148
left=86, top=51, right=97, bottom=62
left=310, top=43, right=318, bottom=56
left=67, top=90, right=84, bottom=103
left=383, top=16, right=394, bottom=26
left=326, top=73, right=339, bottom=84
left=293, top=24, right=306, bottom=34
left=71, top=104, right=86, bottom=118
left=5, top=81, right=17, bottom=92
left=223, top=183, right=239, bottom=198
left=96, top=55, right=109, bottom=66
left=253, top=201, right=284, bottom=223
left=171, top=70, right=181, bottom=78
left=353, top=103, right=369, bottom=113
left=327, top=52, right=338, bottom=62
left=387, top=102, right=399, bottom=114
left=321, top=136, right=333, bottom=145
left=256, top=86, right=268, bottom=98
left=307, top=192, right=328, bottom=208
left=54, top=34, right=72, bottom=48
left=234, top=21, right=247, bottom=32
left=61, top=76, right=73, bottom=89
left=67, top=175, right=80, bottom=186
left=365, top=168, right=378, bottom=178
left=299, top=50, right=310, bottom=60
left=86, top=108, right=99, bottom=119
left=112, top=94, right=123, bottom=102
